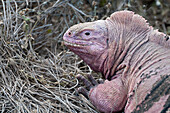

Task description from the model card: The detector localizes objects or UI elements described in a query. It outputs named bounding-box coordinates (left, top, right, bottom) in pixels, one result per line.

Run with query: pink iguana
left=63, top=11, right=170, bottom=113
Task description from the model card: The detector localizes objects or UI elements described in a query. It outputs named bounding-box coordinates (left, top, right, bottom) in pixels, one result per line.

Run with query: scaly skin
left=63, top=11, right=170, bottom=113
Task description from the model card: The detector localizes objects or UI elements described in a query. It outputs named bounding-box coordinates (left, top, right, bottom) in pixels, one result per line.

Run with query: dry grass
left=0, top=0, right=169, bottom=113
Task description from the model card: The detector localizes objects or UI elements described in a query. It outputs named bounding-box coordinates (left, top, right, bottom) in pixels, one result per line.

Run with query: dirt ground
left=0, top=0, right=169, bottom=112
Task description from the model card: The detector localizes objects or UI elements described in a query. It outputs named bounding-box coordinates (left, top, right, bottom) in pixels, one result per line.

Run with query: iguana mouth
left=64, top=41, right=88, bottom=47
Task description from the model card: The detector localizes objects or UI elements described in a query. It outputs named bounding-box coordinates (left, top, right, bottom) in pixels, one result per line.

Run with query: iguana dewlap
left=63, top=11, right=170, bottom=113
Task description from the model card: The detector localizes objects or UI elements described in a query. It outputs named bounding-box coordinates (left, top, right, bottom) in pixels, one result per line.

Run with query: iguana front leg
left=77, top=75, right=128, bottom=113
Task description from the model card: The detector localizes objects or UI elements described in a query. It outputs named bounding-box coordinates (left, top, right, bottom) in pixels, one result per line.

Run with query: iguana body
left=63, top=11, right=170, bottom=113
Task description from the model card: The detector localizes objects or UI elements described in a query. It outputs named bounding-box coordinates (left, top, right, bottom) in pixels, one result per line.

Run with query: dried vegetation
left=0, top=0, right=169, bottom=113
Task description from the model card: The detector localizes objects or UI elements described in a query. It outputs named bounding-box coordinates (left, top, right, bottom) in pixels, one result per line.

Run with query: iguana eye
left=106, top=38, right=109, bottom=45
left=85, top=32, right=90, bottom=36
left=68, top=32, right=71, bottom=35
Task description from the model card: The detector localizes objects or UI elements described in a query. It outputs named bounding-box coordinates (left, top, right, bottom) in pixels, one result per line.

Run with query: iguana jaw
left=64, top=41, right=85, bottom=47
left=63, top=38, right=107, bottom=73
left=63, top=38, right=93, bottom=48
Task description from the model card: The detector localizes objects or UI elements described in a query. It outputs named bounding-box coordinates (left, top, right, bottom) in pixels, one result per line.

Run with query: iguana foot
left=76, top=74, right=98, bottom=99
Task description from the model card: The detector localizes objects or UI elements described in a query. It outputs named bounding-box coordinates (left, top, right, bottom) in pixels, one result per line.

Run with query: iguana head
left=63, top=20, right=109, bottom=72
left=63, top=11, right=153, bottom=79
